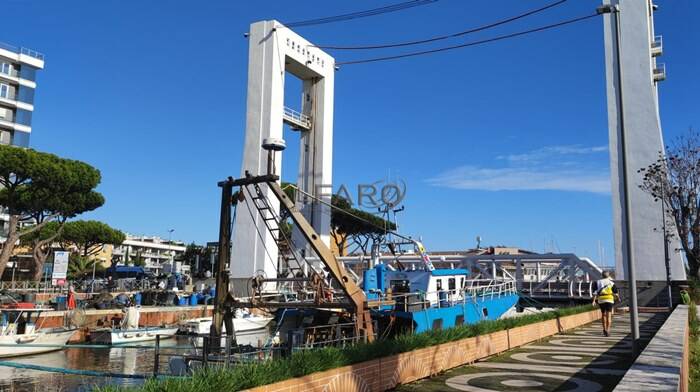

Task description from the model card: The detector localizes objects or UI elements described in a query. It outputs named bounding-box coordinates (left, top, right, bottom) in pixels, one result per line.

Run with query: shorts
left=598, top=302, right=613, bottom=313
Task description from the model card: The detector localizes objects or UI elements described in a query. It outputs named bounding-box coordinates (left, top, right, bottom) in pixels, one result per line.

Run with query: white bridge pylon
left=231, top=20, right=335, bottom=294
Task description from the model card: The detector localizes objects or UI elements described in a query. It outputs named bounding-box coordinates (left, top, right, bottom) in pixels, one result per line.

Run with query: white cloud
left=497, top=144, right=608, bottom=163
left=428, top=145, right=610, bottom=194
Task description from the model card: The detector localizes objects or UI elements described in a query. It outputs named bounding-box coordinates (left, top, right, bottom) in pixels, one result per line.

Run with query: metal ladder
left=245, top=183, right=322, bottom=283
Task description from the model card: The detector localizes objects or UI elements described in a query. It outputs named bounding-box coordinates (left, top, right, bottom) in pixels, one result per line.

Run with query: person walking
left=592, top=271, right=620, bottom=336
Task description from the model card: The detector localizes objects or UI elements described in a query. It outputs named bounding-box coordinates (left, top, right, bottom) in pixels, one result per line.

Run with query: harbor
left=0, top=0, right=698, bottom=391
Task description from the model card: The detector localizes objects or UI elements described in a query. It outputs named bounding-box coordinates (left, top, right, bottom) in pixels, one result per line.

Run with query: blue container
left=178, top=296, right=187, bottom=306
left=189, top=295, right=198, bottom=306
left=133, top=292, right=142, bottom=306
left=55, top=296, right=67, bottom=311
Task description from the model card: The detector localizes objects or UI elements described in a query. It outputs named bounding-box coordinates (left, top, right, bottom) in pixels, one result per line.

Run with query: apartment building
left=0, top=41, right=44, bottom=241
left=112, top=234, right=187, bottom=275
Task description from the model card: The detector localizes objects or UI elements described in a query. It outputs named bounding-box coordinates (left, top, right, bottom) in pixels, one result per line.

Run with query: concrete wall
left=242, top=309, right=601, bottom=392
left=614, top=304, right=690, bottom=392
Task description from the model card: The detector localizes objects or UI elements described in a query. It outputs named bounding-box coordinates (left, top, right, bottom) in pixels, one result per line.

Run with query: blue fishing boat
left=362, top=241, right=519, bottom=334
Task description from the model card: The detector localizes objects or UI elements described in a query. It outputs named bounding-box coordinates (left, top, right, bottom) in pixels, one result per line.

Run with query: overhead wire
left=336, top=12, right=601, bottom=65
left=315, top=0, right=568, bottom=50
left=284, top=0, right=438, bottom=28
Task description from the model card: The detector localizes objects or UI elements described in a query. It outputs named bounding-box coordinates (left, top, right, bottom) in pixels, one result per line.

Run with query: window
left=448, top=278, right=456, bottom=291
left=0, top=84, right=8, bottom=99
left=432, top=318, right=443, bottom=330
left=436, top=279, right=443, bottom=291
left=0, top=62, right=10, bottom=75
left=455, top=315, right=464, bottom=326
left=460, top=277, right=465, bottom=290
left=0, top=130, right=10, bottom=145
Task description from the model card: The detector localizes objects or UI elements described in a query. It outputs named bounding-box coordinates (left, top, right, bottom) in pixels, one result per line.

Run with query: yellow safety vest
left=598, top=283, right=614, bottom=302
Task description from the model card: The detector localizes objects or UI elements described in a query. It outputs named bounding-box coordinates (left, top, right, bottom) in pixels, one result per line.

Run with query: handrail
left=283, top=106, right=312, bottom=128
left=0, top=42, right=44, bottom=61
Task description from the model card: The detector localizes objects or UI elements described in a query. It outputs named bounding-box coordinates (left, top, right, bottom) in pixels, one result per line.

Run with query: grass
left=95, top=304, right=595, bottom=392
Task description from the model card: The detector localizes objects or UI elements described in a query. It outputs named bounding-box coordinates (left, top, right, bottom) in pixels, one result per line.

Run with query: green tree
left=330, top=195, right=396, bottom=255
left=61, top=220, right=126, bottom=257
left=67, top=254, right=105, bottom=280
left=20, top=221, right=61, bottom=280
left=0, top=145, right=104, bottom=277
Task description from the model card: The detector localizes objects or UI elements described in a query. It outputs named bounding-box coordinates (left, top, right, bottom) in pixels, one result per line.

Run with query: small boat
left=90, top=305, right=178, bottom=345
left=0, top=307, right=77, bottom=358
left=90, top=326, right=179, bottom=345
left=180, top=309, right=272, bottom=335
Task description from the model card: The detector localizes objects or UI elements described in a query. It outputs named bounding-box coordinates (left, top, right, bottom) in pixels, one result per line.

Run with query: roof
left=431, top=269, right=468, bottom=276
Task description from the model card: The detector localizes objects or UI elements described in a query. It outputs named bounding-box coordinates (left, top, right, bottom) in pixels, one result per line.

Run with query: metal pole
left=611, top=3, right=641, bottom=351
left=153, top=334, right=160, bottom=377
left=211, top=179, right=233, bottom=343
left=91, top=261, right=96, bottom=297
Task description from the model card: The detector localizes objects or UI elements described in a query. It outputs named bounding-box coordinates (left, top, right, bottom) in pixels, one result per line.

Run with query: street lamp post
left=168, top=228, right=175, bottom=271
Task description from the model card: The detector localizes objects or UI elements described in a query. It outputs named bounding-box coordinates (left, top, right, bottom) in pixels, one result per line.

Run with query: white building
left=0, top=41, right=44, bottom=242
left=112, top=234, right=187, bottom=275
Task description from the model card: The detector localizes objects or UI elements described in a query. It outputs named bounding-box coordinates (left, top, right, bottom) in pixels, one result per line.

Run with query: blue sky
left=3, top=0, right=698, bottom=266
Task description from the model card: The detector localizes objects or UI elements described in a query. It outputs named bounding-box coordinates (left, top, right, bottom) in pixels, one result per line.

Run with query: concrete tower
left=603, top=0, right=686, bottom=281
left=230, top=20, right=335, bottom=293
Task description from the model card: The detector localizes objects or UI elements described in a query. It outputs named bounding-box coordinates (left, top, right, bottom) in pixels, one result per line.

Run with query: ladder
left=244, top=183, right=323, bottom=285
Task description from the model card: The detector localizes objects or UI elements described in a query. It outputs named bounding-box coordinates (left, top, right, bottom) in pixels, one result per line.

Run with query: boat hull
left=91, top=327, right=179, bottom=345
left=0, top=328, right=77, bottom=358
left=180, top=316, right=272, bottom=335
left=386, top=293, right=519, bottom=334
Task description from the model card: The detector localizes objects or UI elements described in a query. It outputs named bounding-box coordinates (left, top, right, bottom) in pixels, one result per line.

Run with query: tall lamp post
left=167, top=228, right=175, bottom=271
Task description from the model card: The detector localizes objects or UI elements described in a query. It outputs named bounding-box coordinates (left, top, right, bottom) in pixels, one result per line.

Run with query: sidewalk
left=397, top=311, right=666, bottom=392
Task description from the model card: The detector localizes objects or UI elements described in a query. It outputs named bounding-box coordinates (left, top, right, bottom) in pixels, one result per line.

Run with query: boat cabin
left=363, top=264, right=469, bottom=308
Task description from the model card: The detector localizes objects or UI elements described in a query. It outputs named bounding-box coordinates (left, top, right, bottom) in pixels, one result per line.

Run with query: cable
left=316, top=0, right=567, bottom=50
left=284, top=0, right=438, bottom=28
left=337, top=12, right=600, bottom=65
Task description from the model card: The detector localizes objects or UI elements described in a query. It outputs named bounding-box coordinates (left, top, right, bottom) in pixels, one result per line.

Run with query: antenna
left=261, top=137, right=286, bottom=175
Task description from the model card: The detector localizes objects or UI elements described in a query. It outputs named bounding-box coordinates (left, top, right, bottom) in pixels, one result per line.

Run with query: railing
left=653, top=63, right=666, bottom=82
left=378, top=279, right=518, bottom=312
left=282, top=106, right=312, bottom=130
left=0, top=69, right=19, bottom=78
left=521, top=280, right=594, bottom=299
left=651, top=35, right=663, bottom=57
left=0, top=42, right=44, bottom=61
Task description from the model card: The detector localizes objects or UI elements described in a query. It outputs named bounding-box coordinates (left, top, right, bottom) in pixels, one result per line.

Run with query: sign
left=52, top=251, right=70, bottom=283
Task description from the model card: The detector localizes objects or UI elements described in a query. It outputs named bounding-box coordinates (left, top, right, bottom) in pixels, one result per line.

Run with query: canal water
left=0, top=330, right=270, bottom=392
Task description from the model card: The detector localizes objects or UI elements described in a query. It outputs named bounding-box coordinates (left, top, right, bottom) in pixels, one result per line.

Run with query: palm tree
left=68, top=254, right=104, bottom=280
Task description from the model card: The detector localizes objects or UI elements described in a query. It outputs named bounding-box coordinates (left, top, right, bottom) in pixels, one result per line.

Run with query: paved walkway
left=396, top=312, right=666, bottom=392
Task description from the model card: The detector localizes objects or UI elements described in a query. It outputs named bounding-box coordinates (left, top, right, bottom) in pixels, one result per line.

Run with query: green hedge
left=97, top=304, right=595, bottom=392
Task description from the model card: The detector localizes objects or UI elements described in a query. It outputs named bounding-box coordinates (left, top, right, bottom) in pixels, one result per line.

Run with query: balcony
left=653, top=63, right=666, bottom=82
left=0, top=42, right=44, bottom=61
left=651, top=35, right=663, bottom=57
left=283, top=106, right=312, bottom=131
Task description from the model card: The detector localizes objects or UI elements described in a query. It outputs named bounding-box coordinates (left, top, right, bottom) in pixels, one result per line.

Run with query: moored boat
left=0, top=307, right=77, bottom=358
left=180, top=310, right=272, bottom=335
left=90, top=305, right=178, bottom=345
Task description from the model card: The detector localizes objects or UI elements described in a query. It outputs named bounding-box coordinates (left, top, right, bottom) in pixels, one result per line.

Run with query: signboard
left=52, top=251, right=70, bottom=285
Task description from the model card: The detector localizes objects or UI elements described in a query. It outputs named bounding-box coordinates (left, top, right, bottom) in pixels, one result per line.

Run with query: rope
left=0, top=361, right=153, bottom=379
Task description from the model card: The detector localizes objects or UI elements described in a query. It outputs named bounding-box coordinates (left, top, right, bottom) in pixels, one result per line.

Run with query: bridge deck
left=397, top=311, right=666, bottom=392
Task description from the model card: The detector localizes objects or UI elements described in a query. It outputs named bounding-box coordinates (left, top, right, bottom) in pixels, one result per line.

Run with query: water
left=0, top=330, right=271, bottom=392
